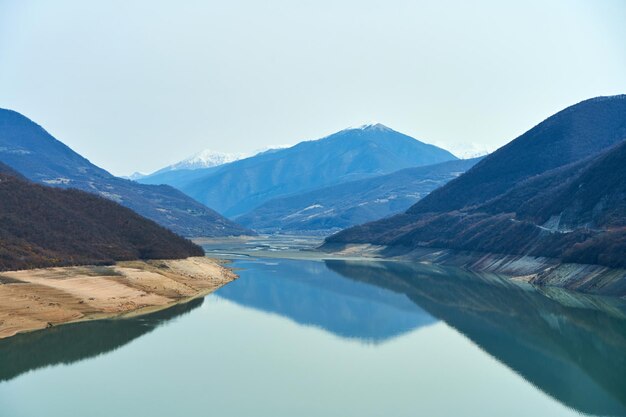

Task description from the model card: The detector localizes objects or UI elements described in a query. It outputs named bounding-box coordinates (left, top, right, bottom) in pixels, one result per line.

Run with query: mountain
left=139, top=146, right=291, bottom=187
left=237, top=157, right=482, bottom=233
left=326, top=95, right=626, bottom=268
left=0, top=109, right=250, bottom=237
left=0, top=161, right=24, bottom=179
left=0, top=171, right=203, bottom=271
left=140, top=123, right=458, bottom=218
left=137, top=165, right=224, bottom=191
left=409, top=95, right=626, bottom=215
left=152, top=149, right=247, bottom=173
left=123, top=171, right=148, bottom=181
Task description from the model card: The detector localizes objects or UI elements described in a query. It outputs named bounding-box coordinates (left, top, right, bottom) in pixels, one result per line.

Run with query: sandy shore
left=0, top=257, right=237, bottom=339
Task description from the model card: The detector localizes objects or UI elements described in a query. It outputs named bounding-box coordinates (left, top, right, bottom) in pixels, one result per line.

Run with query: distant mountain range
left=326, top=95, right=626, bottom=268
left=0, top=167, right=202, bottom=271
left=237, top=157, right=482, bottom=233
left=136, top=145, right=291, bottom=182
left=0, top=109, right=250, bottom=237
left=150, top=149, right=248, bottom=175
left=139, top=123, right=459, bottom=219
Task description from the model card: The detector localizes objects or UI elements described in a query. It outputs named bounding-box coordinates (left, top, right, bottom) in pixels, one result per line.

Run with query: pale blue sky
left=1, top=0, right=625, bottom=175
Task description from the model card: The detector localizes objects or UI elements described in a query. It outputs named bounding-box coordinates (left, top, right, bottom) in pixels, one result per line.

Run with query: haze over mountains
left=0, top=109, right=250, bottom=237
left=140, top=123, right=459, bottom=227
left=326, top=95, right=626, bottom=268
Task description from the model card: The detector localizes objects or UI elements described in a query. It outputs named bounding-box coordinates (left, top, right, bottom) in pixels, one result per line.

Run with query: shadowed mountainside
left=327, top=259, right=626, bottom=417
left=409, top=95, right=626, bottom=214
left=326, top=96, right=626, bottom=269
left=0, top=172, right=203, bottom=271
left=0, top=298, right=204, bottom=382
left=0, top=109, right=250, bottom=237
left=0, top=161, right=24, bottom=179
left=237, top=157, right=481, bottom=234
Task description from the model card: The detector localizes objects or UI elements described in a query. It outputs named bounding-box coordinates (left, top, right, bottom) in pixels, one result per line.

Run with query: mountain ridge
left=141, top=123, right=458, bottom=218
left=0, top=109, right=251, bottom=237
left=237, top=157, right=482, bottom=233
left=408, top=95, right=626, bottom=215
left=0, top=171, right=203, bottom=271
left=325, top=95, right=626, bottom=269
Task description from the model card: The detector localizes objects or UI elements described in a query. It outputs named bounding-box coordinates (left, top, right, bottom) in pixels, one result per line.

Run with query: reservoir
left=1, top=239, right=625, bottom=417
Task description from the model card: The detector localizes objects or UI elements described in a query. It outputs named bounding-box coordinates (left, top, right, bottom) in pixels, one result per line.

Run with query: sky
left=1, top=0, right=625, bottom=176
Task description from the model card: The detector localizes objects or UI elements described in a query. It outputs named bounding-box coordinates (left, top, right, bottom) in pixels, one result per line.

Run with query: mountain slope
left=0, top=162, right=24, bottom=179
left=237, top=157, right=481, bottom=233
left=0, top=109, right=250, bottom=237
left=138, top=147, right=288, bottom=187
left=142, top=123, right=458, bottom=217
left=152, top=149, right=247, bottom=173
left=138, top=165, right=224, bottom=190
left=326, top=95, right=626, bottom=268
left=408, top=95, right=626, bottom=215
left=0, top=172, right=203, bottom=271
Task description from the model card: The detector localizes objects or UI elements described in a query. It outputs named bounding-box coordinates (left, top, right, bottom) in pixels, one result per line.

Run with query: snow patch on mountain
left=124, top=172, right=148, bottom=180
left=344, top=122, right=391, bottom=131
left=167, top=149, right=248, bottom=171
left=153, top=145, right=292, bottom=175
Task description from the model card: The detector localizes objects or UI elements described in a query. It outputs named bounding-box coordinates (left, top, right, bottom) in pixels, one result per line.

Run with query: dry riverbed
left=0, top=257, right=236, bottom=339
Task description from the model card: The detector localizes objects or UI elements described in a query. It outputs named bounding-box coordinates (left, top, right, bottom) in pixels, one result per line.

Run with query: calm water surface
left=1, top=243, right=625, bottom=416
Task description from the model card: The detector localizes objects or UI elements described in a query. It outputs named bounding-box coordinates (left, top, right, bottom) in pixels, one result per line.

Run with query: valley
left=325, top=95, right=626, bottom=277
left=1, top=4, right=623, bottom=416
left=1, top=236, right=625, bottom=417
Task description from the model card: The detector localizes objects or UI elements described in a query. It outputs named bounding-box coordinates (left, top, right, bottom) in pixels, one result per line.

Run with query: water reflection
left=325, top=259, right=626, bottom=417
left=1, top=256, right=625, bottom=417
left=0, top=298, right=204, bottom=382
left=217, top=259, right=436, bottom=343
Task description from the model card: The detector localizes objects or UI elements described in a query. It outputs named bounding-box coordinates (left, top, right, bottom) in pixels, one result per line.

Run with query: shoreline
left=320, top=243, right=626, bottom=298
left=0, top=256, right=237, bottom=340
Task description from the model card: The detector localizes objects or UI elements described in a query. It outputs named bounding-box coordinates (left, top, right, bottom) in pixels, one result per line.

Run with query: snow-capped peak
left=344, top=122, right=391, bottom=132
left=166, top=149, right=247, bottom=171
left=124, top=171, right=148, bottom=180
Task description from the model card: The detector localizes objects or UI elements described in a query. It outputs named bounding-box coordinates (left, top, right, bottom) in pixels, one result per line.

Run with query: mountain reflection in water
left=1, top=256, right=625, bottom=417
left=0, top=298, right=204, bottom=382
left=215, top=259, right=436, bottom=343
left=325, top=259, right=626, bottom=417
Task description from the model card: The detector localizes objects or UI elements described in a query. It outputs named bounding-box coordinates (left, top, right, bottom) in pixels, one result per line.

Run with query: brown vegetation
left=0, top=173, right=203, bottom=271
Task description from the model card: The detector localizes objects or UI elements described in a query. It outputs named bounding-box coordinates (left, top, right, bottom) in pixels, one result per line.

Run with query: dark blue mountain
left=237, top=157, right=481, bottom=233
left=216, top=258, right=436, bottom=343
left=0, top=109, right=250, bottom=237
left=140, top=123, right=458, bottom=217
